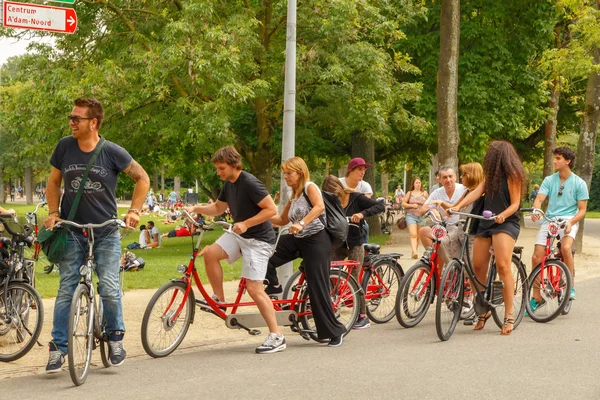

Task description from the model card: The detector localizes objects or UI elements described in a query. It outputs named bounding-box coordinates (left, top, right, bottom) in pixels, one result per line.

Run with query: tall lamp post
left=276, top=0, right=297, bottom=287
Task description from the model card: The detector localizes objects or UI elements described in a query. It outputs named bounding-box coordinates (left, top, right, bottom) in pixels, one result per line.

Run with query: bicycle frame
left=166, top=211, right=360, bottom=334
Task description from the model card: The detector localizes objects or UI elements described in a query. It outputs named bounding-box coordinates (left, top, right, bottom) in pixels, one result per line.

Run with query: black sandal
left=473, top=311, right=491, bottom=331
left=501, top=317, right=514, bottom=335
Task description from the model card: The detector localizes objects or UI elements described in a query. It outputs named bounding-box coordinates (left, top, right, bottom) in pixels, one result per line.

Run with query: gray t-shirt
left=289, top=182, right=325, bottom=238
left=50, top=136, right=132, bottom=226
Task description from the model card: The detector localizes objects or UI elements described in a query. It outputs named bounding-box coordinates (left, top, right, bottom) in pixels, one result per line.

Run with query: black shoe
left=45, top=342, right=65, bottom=374
left=108, top=340, right=126, bottom=367
left=196, top=296, right=226, bottom=312
left=352, top=316, right=371, bottom=330
left=265, top=285, right=283, bottom=296
left=328, top=335, right=343, bottom=347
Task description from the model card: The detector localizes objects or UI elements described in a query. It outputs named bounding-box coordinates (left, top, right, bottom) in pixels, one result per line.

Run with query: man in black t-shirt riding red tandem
left=184, top=146, right=285, bottom=354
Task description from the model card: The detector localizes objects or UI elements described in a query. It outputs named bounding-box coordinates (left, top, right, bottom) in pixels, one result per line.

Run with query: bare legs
left=407, top=223, right=421, bottom=258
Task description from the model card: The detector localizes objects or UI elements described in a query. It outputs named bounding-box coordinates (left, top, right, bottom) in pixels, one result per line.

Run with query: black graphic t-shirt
left=217, top=171, right=276, bottom=244
left=50, top=136, right=132, bottom=226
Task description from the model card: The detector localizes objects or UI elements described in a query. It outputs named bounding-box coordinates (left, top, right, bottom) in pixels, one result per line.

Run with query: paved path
left=2, top=277, right=599, bottom=399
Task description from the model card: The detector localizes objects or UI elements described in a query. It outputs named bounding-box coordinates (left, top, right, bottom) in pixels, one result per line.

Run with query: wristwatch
left=299, top=220, right=305, bottom=227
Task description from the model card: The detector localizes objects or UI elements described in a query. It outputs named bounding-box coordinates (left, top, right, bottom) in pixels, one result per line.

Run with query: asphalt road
left=3, top=277, right=599, bottom=400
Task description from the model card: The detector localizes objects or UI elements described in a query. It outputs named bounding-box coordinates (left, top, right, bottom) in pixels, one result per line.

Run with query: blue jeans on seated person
left=51, top=230, right=124, bottom=354
left=363, top=221, right=369, bottom=243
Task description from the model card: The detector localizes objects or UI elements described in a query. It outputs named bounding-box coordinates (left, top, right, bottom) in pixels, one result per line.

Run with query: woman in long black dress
left=450, top=141, right=525, bottom=335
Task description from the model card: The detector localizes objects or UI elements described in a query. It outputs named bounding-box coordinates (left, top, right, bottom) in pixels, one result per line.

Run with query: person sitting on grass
left=146, top=221, right=161, bottom=248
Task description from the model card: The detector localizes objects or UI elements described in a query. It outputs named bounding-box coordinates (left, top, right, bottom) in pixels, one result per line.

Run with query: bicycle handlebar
left=0, top=215, right=33, bottom=242
left=520, top=208, right=567, bottom=226
left=54, top=219, right=126, bottom=230
left=27, top=202, right=47, bottom=216
left=447, top=209, right=497, bottom=221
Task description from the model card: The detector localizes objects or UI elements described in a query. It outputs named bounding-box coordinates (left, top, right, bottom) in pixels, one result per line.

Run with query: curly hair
left=553, top=146, right=576, bottom=169
left=483, top=141, right=525, bottom=198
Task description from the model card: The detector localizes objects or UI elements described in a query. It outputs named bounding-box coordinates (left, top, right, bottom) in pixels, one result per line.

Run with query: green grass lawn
left=2, top=203, right=391, bottom=298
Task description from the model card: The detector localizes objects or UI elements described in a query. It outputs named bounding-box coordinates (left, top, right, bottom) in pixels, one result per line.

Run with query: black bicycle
left=435, top=210, right=528, bottom=341
left=0, top=214, right=44, bottom=362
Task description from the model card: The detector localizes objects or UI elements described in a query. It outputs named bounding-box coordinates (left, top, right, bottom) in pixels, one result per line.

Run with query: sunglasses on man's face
left=67, top=115, right=94, bottom=123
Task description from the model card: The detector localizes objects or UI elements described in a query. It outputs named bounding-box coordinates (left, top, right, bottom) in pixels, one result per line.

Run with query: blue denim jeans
left=51, top=230, right=124, bottom=353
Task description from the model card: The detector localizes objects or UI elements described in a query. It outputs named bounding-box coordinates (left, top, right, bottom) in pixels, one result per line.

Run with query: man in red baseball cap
left=340, top=158, right=373, bottom=197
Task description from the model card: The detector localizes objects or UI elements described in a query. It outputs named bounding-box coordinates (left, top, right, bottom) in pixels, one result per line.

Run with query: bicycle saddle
left=364, top=244, right=381, bottom=254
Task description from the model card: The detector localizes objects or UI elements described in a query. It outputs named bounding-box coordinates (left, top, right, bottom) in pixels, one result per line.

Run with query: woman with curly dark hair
left=450, top=141, right=525, bottom=335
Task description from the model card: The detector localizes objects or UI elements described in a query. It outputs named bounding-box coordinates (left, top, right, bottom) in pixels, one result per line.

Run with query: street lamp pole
left=277, top=0, right=297, bottom=288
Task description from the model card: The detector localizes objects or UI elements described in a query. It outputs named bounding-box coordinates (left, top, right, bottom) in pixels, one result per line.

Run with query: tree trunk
left=174, top=176, right=181, bottom=198
left=436, top=0, right=460, bottom=172
left=574, top=45, right=600, bottom=252
left=352, top=131, right=380, bottom=235
left=543, top=82, right=560, bottom=178
left=381, top=172, right=389, bottom=198
left=249, top=97, right=274, bottom=189
left=0, top=169, right=4, bottom=203
left=160, top=164, right=165, bottom=197
left=153, top=169, right=159, bottom=193
left=24, top=168, right=33, bottom=205
left=405, top=166, right=413, bottom=192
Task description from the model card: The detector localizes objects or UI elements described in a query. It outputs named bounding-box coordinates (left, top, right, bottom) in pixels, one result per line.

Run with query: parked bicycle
left=282, top=227, right=404, bottom=324
left=0, top=214, right=44, bottom=362
left=21, top=201, right=56, bottom=279
left=140, top=211, right=361, bottom=358
left=53, top=218, right=127, bottom=386
left=520, top=208, right=573, bottom=322
left=434, top=210, right=528, bottom=341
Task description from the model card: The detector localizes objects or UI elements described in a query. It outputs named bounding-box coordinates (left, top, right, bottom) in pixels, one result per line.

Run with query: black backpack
left=303, top=186, right=349, bottom=248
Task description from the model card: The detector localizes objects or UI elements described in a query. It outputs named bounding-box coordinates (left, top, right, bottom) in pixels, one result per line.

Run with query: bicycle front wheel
left=526, top=260, right=571, bottom=323
left=395, top=261, right=435, bottom=328
left=141, top=281, right=195, bottom=358
left=299, top=269, right=361, bottom=342
left=0, top=282, right=44, bottom=362
left=68, top=284, right=94, bottom=386
left=362, top=258, right=403, bottom=323
left=490, top=255, right=528, bottom=330
left=97, top=300, right=110, bottom=368
left=435, top=260, right=464, bottom=341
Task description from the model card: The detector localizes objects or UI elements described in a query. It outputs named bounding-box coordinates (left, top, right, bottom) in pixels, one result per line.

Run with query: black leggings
left=267, top=230, right=345, bottom=340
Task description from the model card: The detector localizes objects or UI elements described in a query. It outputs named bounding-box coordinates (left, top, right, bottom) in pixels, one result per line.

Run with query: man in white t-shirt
left=339, top=157, right=374, bottom=197
left=418, top=166, right=466, bottom=260
left=146, top=221, right=161, bottom=248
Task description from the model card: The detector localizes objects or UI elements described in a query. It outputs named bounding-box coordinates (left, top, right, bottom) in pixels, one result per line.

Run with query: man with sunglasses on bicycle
left=44, top=98, right=149, bottom=373
left=183, top=146, right=284, bottom=354
left=531, top=147, right=588, bottom=305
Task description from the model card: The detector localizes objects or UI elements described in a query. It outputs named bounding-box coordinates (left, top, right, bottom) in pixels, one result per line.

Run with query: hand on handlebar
left=124, top=212, right=140, bottom=230
left=531, top=212, right=541, bottom=222
left=44, top=215, right=62, bottom=230
left=232, top=221, right=248, bottom=234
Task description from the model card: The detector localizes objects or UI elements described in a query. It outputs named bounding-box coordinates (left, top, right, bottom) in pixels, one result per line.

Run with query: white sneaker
left=255, top=333, right=286, bottom=354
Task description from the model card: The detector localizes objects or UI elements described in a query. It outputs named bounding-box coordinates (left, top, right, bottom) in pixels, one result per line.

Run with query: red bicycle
left=521, top=208, right=572, bottom=322
left=140, top=211, right=361, bottom=357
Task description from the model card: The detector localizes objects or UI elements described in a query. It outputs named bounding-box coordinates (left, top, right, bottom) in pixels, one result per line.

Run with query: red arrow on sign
left=3, top=1, right=78, bottom=34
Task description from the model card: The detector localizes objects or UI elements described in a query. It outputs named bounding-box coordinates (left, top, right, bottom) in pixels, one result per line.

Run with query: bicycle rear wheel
left=68, top=284, right=94, bottom=386
left=282, top=269, right=303, bottom=301
left=435, top=260, right=464, bottom=341
left=299, top=269, right=361, bottom=342
left=525, top=260, right=571, bottom=323
left=362, top=258, right=403, bottom=323
left=395, top=261, right=435, bottom=328
left=141, top=281, right=195, bottom=358
left=0, top=282, right=44, bottom=362
left=490, top=255, right=528, bottom=329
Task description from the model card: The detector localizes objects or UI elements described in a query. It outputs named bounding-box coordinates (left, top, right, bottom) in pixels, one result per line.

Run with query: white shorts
left=215, top=233, right=274, bottom=281
left=535, top=217, right=578, bottom=246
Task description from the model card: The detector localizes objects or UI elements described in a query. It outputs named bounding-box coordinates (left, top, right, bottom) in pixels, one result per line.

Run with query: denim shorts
left=405, top=213, right=426, bottom=226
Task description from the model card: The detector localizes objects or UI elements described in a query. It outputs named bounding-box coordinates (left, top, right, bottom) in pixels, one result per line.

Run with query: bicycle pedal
left=463, top=318, right=474, bottom=326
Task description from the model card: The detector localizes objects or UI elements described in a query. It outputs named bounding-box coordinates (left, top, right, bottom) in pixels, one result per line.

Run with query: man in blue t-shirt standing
left=531, top=146, right=588, bottom=301
left=44, top=98, right=150, bottom=373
